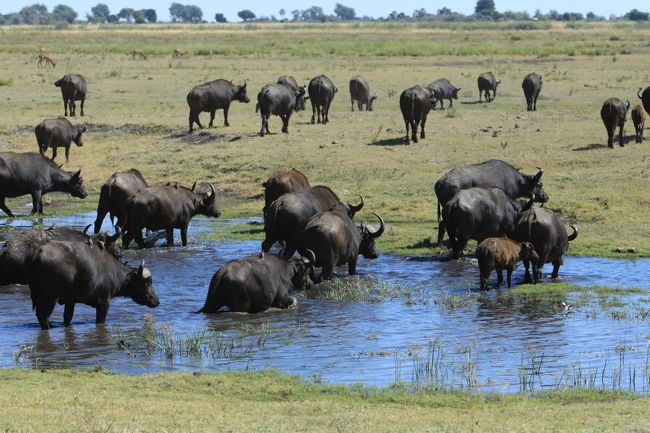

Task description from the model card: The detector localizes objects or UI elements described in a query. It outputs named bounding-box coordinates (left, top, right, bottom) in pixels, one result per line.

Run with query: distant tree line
left=0, top=2, right=648, bottom=25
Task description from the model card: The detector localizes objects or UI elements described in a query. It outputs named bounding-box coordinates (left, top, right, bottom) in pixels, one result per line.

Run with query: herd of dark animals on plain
left=0, top=56, right=649, bottom=329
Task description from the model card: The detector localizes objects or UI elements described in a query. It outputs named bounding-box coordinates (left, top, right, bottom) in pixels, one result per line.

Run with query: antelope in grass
left=38, top=53, right=56, bottom=69
left=172, top=48, right=187, bottom=59
left=131, top=49, right=147, bottom=60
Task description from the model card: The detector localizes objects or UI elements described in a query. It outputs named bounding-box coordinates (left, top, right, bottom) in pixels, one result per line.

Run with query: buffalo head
left=452, top=87, right=462, bottom=99
left=289, top=249, right=316, bottom=290
left=368, top=95, right=377, bottom=111
left=519, top=241, right=539, bottom=263
left=526, top=168, right=549, bottom=203
left=294, top=86, right=307, bottom=111
left=427, top=89, right=437, bottom=107
left=358, top=213, right=385, bottom=259
left=236, top=81, right=251, bottom=103
left=66, top=169, right=87, bottom=199
left=197, top=183, right=221, bottom=218
left=74, top=124, right=86, bottom=146
left=127, top=260, right=160, bottom=308
left=346, top=195, right=364, bottom=218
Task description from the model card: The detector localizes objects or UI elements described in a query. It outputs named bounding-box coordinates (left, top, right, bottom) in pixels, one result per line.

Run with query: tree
left=89, top=3, right=110, bottom=22
left=474, top=0, right=496, bottom=16
left=133, top=9, right=146, bottom=23
left=291, top=9, right=300, bottom=20
left=169, top=3, right=184, bottom=22
left=215, top=13, right=227, bottom=22
left=185, top=5, right=202, bottom=22
left=626, top=9, right=649, bottom=21
left=144, top=9, right=157, bottom=22
left=19, top=4, right=51, bottom=24
left=334, top=3, right=356, bottom=20
left=238, top=9, right=256, bottom=21
left=53, top=4, right=77, bottom=23
left=413, top=8, right=427, bottom=19
left=301, top=6, right=326, bottom=21
left=279, top=9, right=285, bottom=16
left=117, top=8, right=134, bottom=23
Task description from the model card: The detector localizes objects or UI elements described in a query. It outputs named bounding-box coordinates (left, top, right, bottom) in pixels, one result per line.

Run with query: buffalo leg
left=31, top=191, right=43, bottom=215
left=95, top=300, right=109, bottom=324
left=618, top=123, right=624, bottom=147
left=180, top=226, right=189, bottom=247
left=410, top=119, right=418, bottom=143
left=436, top=221, right=446, bottom=247
left=51, top=147, right=58, bottom=161
left=310, top=104, right=316, bottom=124
left=496, top=268, right=503, bottom=288
left=223, top=105, right=230, bottom=127
left=273, top=293, right=295, bottom=309
left=420, top=114, right=427, bottom=139
left=606, top=126, right=614, bottom=148
left=532, top=94, right=538, bottom=111
left=36, top=300, right=56, bottom=330
left=63, top=99, right=68, bottom=116
left=348, top=258, right=357, bottom=276
left=70, top=100, right=76, bottom=117
left=209, top=110, right=216, bottom=128
left=65, top=145, right=70, bottom=162
left=0, top=197, right=14, bottom=218
left=80, top=97, right=85, bottom=116
left=350, top=98, right=354, bottom=111
left=165, top=228, right=174, bottom=246
left=323, top=102, right=330, bottom=123
left=404, top=119, right=410, bottom=144
left=506, top=266, right=514, bottom=288
left=63, top=303, right=75, bottom=327
left=452, top=236, right=468, bottom=259
left=280, top=114, right=289, bottom=133
left=551, top=259, right=562, bottom=279
left=522, top=260, right=532, bottom=283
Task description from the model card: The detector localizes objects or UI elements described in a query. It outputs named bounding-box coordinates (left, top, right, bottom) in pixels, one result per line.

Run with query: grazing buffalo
left=631, top=105, right=646, bottom=143
left=600, top=98, right=630, bottom=148
left=277, top=75, right=307, bottom=111
left=297, top=210, right=384, bottom=281
left=263, top=169, right=310, bottom=212
left=122, top=182, right=220, bottom=248
left=29, top=243, right=159, bottom=329
left=476, top=237, right=539, bottom=291
left=477, top=72, right=500, bottom=103
left=34, top=118, right=86, bottom=162
left=256, top=82, right=306, bottom=136
left=308, top=75, right=337, bottom=124
left=349, top=75, right=376, bottom=111
left=513, top=207, right=578, bottom=284
left=427, top=78, right=461, bottom=109
left=638, top=87, right=650, bottom=118
left=187, top=79, right=250, bottom=133
left=198, top=250, right=315, bottom=314
left=54, top=74, right=86, bottom=117
left=94, top=169, right=149, bottom=234
left=522, top=73, right=542, bottom=111
left=0, top=152, right=86, bottom=217
left=262, top=186, right=364, bottom=258
left=399, top=85, right=436, bottom=144
left=443, top=187, right=533, bottom=259
left=434, top=160, right=548, bottom=246
left=0, top=225, right=121, bottom=286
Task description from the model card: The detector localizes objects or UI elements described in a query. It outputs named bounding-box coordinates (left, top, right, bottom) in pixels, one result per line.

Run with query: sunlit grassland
left=0, top=22, right=649, bottom=257
left=1, top=369, right=649, bottom=433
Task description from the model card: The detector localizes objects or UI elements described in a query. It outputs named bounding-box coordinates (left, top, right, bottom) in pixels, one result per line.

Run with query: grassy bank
left=0, top=22, right=649, bottom=257
left=1, top=369, right=649, bottom=432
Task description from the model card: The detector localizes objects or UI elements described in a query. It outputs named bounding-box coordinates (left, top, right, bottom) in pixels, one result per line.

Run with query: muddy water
left=1, top=212, right=649, bottom=392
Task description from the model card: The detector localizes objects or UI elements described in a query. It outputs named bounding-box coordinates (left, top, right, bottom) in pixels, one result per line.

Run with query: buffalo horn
left=522, top=194, right=535, bottom=211
left=208, top=183, right=216, bottom=197
left=533, top=167, right=544, bottom=183
left=370, top=213, right=385, bottom=238
left=79, top=124, right=87, bottom=132
left=191, top=181, right=197, bottom=192
left=303, top=249, right=316, bottom=264
left=348, top=195, right=364, bottom=214
left=638, top=88, right=643, bottom=100
left=568, top=225, right=578, bottom=241
left=107, top=225, right=122, bottom=243
left=82, top=224, right=91, bottom=235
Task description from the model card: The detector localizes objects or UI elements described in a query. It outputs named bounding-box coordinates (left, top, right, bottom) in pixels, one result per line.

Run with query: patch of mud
left=435, top=56, right=576, bottom=68
left=171, top=131, right=245, bottom=145
left=84, top=123, right=172, bottom=135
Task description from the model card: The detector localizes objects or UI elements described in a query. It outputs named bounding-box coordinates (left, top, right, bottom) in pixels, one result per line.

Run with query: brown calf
left=131, top=49, right=147, bottom=60
left=631, top=105, right=646, bottom=143
left=38, top=53, right=56, bottom=69
left=476, top=237, right=539, bottom=291
left=172, top=49, right=187, bottom=59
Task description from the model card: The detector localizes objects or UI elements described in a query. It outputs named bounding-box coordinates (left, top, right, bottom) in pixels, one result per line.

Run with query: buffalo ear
left=72, top=169, right=82, bottom=180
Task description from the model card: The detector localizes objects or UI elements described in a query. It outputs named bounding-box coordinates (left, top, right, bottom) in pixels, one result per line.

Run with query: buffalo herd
left=1, top=56, right=648, bottom=328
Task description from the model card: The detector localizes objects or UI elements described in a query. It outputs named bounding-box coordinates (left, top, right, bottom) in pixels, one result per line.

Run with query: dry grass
left=0, top=23, right=649, bottom=257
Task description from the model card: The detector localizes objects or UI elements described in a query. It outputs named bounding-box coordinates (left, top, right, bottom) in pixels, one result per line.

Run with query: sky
left=0, top=0, right=646, bottom=22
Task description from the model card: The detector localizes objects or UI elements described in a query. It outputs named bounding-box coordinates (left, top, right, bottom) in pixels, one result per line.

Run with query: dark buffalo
left=198, top=250, right=315, bottom=314
left=122, top=182, right=220, bottom=248
left=277, top=75, right=307, bottom=111
left=297, top=210, right=384, bottom=281
left=29, top=243, right=159, bottom=329
left=0, top=225, right=121, bottom=286
left=434, top=159, right=548, bottom=246
left=262, top=186, right=364, bottom=258
left=476, top=237, right=539, bottom=290
left=94, top=169, right=149, bottom=234
left=0, top=152, right=86, bottom=217
left=349, top=75, right=376, bottom=111
left=522, top=73, right=542, bottom=111
left=34, top=118, right=86, bottom=162
left=426, top=78, right=461, bottom=109
left=600, top=98, right=630, bottom=148
left=443, top=187, right=533, bottom=259
left=513, top=207, right=578, bottom=284
left=308, top=75, right=337, bottom=124
left=631, top=105, right=646, bottom=143
left=399, top=85, right=436, bottom=144
left=638, top=87, right=650, bottom=118
left=54, top=74, right=86, bottom=117
left=187, top=79, right=250, bottom=133
left=263, top=169, right=310, bottom=212
left=477, top=72, right=500, bottom=103
left=257, top=83, right=306, bottom=137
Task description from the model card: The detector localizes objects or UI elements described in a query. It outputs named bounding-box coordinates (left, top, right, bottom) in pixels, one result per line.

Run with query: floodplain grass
left=1, top=368, right=649, bottom=433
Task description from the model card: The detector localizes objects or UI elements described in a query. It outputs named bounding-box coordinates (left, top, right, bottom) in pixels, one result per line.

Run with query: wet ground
left=1, top=212, right=649, bottom=392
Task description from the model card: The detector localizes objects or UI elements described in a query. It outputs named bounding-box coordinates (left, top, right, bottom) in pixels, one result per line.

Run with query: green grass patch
left=0, top=77, right=12, bottom=86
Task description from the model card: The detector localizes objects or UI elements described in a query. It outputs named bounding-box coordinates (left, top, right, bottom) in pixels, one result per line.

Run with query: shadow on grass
left=368, top=137, right=406, bottom=146
left=573, top=143, right=606, bottom=151
left=574, top=135, right=637, bottom=151
left=460, top=100, right=486, bottom=105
